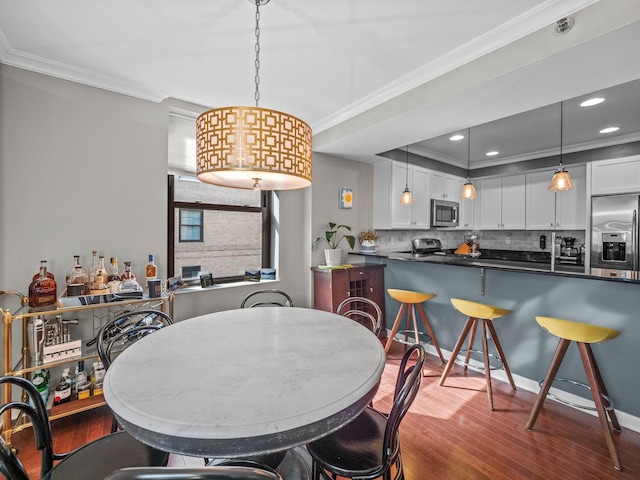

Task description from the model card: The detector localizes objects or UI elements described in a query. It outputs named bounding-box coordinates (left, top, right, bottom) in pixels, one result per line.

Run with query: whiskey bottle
left=88, top=250, right=98, bottom=286
left=119, top=261, right=141, bottom=292
left=67, top=257, right=89, bottom=296
left=32, top=260, right=55, bottom=281
left=145, top=254, right=157, bottom=282
left=107, top=257, right=122, bottom=293
left=89, top=256, right=109, bottom=294
left=28, top=261, right=58, bottom=308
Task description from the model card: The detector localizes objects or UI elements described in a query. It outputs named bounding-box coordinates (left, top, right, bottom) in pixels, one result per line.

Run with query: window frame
left=167, top=175, right=273, bottom=284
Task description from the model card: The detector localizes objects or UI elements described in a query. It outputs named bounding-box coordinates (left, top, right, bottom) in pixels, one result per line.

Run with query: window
left=167, top=112, right=275, bottom=283
left=168, top=175, right=273, bottom=283
left=179, top=210, right=203, bottom=242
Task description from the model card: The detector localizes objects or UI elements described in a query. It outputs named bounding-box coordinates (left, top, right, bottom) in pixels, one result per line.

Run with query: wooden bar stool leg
left=416, top=303, right=445, bottom=363
left=439, top=316, right=474, bottom=386
left=481, top=320, right=495, bottom=410
left=486, top=319, right=516, bottom=391
left=410, top=305, right=421, bottom=346
left=578, top=342, right=622, bottom=471
left=526, top=338, right=570, bottom=430
left=463, top=318, right=478, bottom=373
left=385, top=303, right=408, bottom=354
left=586, top=344, right=622, bottom=431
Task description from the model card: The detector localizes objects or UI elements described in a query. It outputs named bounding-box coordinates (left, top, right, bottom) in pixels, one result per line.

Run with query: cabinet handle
left=550, top=222, right=553, bottom=227
left=370, top=287, right=374, bottom=292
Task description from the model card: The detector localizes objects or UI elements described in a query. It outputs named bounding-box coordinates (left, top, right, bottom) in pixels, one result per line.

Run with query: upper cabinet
left=478, top=174, right=526, bottom=230
left=525, top=164, right=586, bottom=230
left=591, top=156, right=640, bottom=195
left=430, top=172, right=458, bottom=201
left=455, top=177, right=476, bottom=230
left=373, top=160, right=431, bottom=229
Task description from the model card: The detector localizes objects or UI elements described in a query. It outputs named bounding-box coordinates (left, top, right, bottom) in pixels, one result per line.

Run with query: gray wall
left=0, top=65, right=353, bottom=325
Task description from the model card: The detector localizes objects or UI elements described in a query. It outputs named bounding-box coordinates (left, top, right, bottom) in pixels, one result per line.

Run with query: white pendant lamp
left=460, top=128, right=477, bottom=199
left=196, top=0, right=312, bottom=191
left=400, top=146, right=414, bottom=204
left=548, top=101, right=574, bottom=191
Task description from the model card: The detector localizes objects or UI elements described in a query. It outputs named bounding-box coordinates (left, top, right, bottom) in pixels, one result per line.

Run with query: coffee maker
left=556, top=236, right=582, bottom=265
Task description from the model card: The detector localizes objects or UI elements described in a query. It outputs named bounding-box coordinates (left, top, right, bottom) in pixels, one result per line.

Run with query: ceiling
left=1, top=0, right=639, bottom=169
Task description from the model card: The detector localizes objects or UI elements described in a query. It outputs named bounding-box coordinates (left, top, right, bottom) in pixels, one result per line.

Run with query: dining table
left=103, top=306, right=386, bottom=474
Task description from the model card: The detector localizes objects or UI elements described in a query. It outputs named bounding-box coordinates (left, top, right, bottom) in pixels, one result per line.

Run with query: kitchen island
left=350, top=250, right=640, bottom=427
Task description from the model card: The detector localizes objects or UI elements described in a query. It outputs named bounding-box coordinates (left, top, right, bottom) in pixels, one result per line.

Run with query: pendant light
left=195, top=0, right=312, bottom=190
left=548, top=101, right=574, bottom=191
left=400, top=146, right=414, bottom=204
left=460, top=128, right=477, bottom=199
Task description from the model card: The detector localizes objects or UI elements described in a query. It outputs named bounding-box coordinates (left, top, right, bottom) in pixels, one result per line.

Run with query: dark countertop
left=352, top=249, right=640, bottom=282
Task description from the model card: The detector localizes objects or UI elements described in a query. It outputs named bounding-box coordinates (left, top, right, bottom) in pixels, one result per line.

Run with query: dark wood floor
left=8, top=341, right=640, bottom=479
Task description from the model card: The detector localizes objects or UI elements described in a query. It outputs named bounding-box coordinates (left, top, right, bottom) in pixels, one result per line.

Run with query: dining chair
left=0, top=376, right=169, bottom=480
left=95, top=309, right=174, bottom=433
left=240, top=289, right=293, bottom=308
left=336, top=296, right=383, bottom=337
left=306, top=344, right=425, bottom=480
left=1, top=432, right=29, bottom=480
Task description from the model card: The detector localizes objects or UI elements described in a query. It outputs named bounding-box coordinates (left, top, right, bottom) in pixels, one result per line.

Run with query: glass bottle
left=119, top=261, right=141, bottom=292
left=28, top=261, right=58, bottom=307
left=65, top=255, right=80, bottom=285
left=89, top=256, right=109, bottom=294
left=145, top=254, right=157, bottom=282
left=67, top=258, right=89, bottom=296
left=88, top=250, right=98, bottom=286
left=107, top=257, right=122, bottom=293
left=32, top=260, right=55, bottom=281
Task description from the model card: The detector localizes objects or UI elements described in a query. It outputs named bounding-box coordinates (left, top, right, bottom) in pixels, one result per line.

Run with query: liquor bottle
left=107, top=257, right=122, bottom=293
left=89, top=256, right=109, bottom=294
left=28, top=261, right=58, bottom=308
left=67, top=257, right=89, bottom=296
left=119, top=261, right=141, bottom=292
left=65, top=255, right=80, bottom=285
left=88, top=250, right=98, bottom=286
left=145, top=254, right=157, bottom=282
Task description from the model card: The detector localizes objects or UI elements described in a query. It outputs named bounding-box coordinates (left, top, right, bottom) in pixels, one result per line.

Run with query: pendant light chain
left=254, top=0, right=261, bottom=107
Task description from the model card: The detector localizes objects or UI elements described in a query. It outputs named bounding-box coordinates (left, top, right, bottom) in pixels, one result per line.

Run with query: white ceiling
left=1, top=0, right=639, bottom=168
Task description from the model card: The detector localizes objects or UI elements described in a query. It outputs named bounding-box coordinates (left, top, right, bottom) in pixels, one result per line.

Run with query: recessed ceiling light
left=600, top=126, right=620, bottom=134
left=580, top=97, right=605, bottom=107
left=449, top=134, right=464, bottom=141
left=486, top=151, right=499, bottom=157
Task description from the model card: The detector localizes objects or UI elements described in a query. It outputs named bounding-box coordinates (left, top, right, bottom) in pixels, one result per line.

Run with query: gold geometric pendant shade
left=196, top=106, right=312, bottom=190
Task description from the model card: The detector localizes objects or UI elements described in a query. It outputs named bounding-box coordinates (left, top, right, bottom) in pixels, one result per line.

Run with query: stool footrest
left=538, top=378, right=614, bottom=412
left=457, top=349, right=504, bottom=371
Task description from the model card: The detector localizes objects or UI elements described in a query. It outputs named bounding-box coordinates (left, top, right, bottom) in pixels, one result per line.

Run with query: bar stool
left=526, top=316, right=622, bottom=471
left=439, top=298, right=516, bottom=410
left=385, top=289, right=445, bottom=363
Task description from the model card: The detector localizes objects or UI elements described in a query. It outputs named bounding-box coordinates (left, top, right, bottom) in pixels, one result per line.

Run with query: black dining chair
left=306, top=344, right=425, bottom=480
left=95, top=309, right=173, bottom=433
left=336, top=296, right=383, bottom=337
left=240, top=289, right=293, bottom=308
left=0, top=376, right=169, bottom=480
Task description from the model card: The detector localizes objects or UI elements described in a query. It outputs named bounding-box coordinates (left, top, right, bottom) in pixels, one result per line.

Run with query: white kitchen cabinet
left=591, top=155, right=640, bottom=195
left=430, top=171, right=458, bottom=201
left=373, top=160, right=431, bottom=229
left=525, top=164, right=586, bottom=230
left=478, top=174, right=525, bottom=230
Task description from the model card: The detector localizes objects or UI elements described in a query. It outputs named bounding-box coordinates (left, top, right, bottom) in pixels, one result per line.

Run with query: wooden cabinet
left=478, top=174, right=525, bottom=229
left=591, top=155, right=640, bottom=195
left=373, top=161, right=430, bottom=229
left=430, top=172, right=458, bottom=201
left=312, top=264, right=385, bottom=322
left=525, top=164, right=586, bottom=230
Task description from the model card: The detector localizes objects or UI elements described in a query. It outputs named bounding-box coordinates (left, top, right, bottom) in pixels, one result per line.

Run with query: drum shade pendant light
left=195, top=0, right=312, bottom=190
left=400, top=146, right=414, bottom=204
left=548, top=101, right=574, bottom=191
left=460, top=129, right=477, bottom=199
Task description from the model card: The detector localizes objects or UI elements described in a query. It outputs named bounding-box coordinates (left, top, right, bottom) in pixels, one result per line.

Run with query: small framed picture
left=199, top=273, right=214, bottom=288
left=339, top=187, right=353, bottom=209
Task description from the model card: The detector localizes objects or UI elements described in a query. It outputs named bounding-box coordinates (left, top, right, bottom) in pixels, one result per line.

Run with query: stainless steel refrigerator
left=591, top=194, right=640, bottom=277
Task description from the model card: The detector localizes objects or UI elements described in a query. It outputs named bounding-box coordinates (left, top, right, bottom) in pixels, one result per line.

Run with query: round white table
left=103, top=307, right=386, bottom=459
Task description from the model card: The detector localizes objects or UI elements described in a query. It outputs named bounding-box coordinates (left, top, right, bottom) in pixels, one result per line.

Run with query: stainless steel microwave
left=431, top=199, right=459, bottom=227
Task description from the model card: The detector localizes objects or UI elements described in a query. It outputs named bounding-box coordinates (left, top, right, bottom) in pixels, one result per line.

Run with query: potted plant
left=358, top=229, right=380, bottom=253
left=312, top=222, right=356, bottom=266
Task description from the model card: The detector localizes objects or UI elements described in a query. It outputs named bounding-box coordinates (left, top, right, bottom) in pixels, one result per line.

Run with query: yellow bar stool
left=526, top=316, right=622, bottom=471
left=385, top=289, right=445, bottom=363
left=439, top=298, right=516, bottom=410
